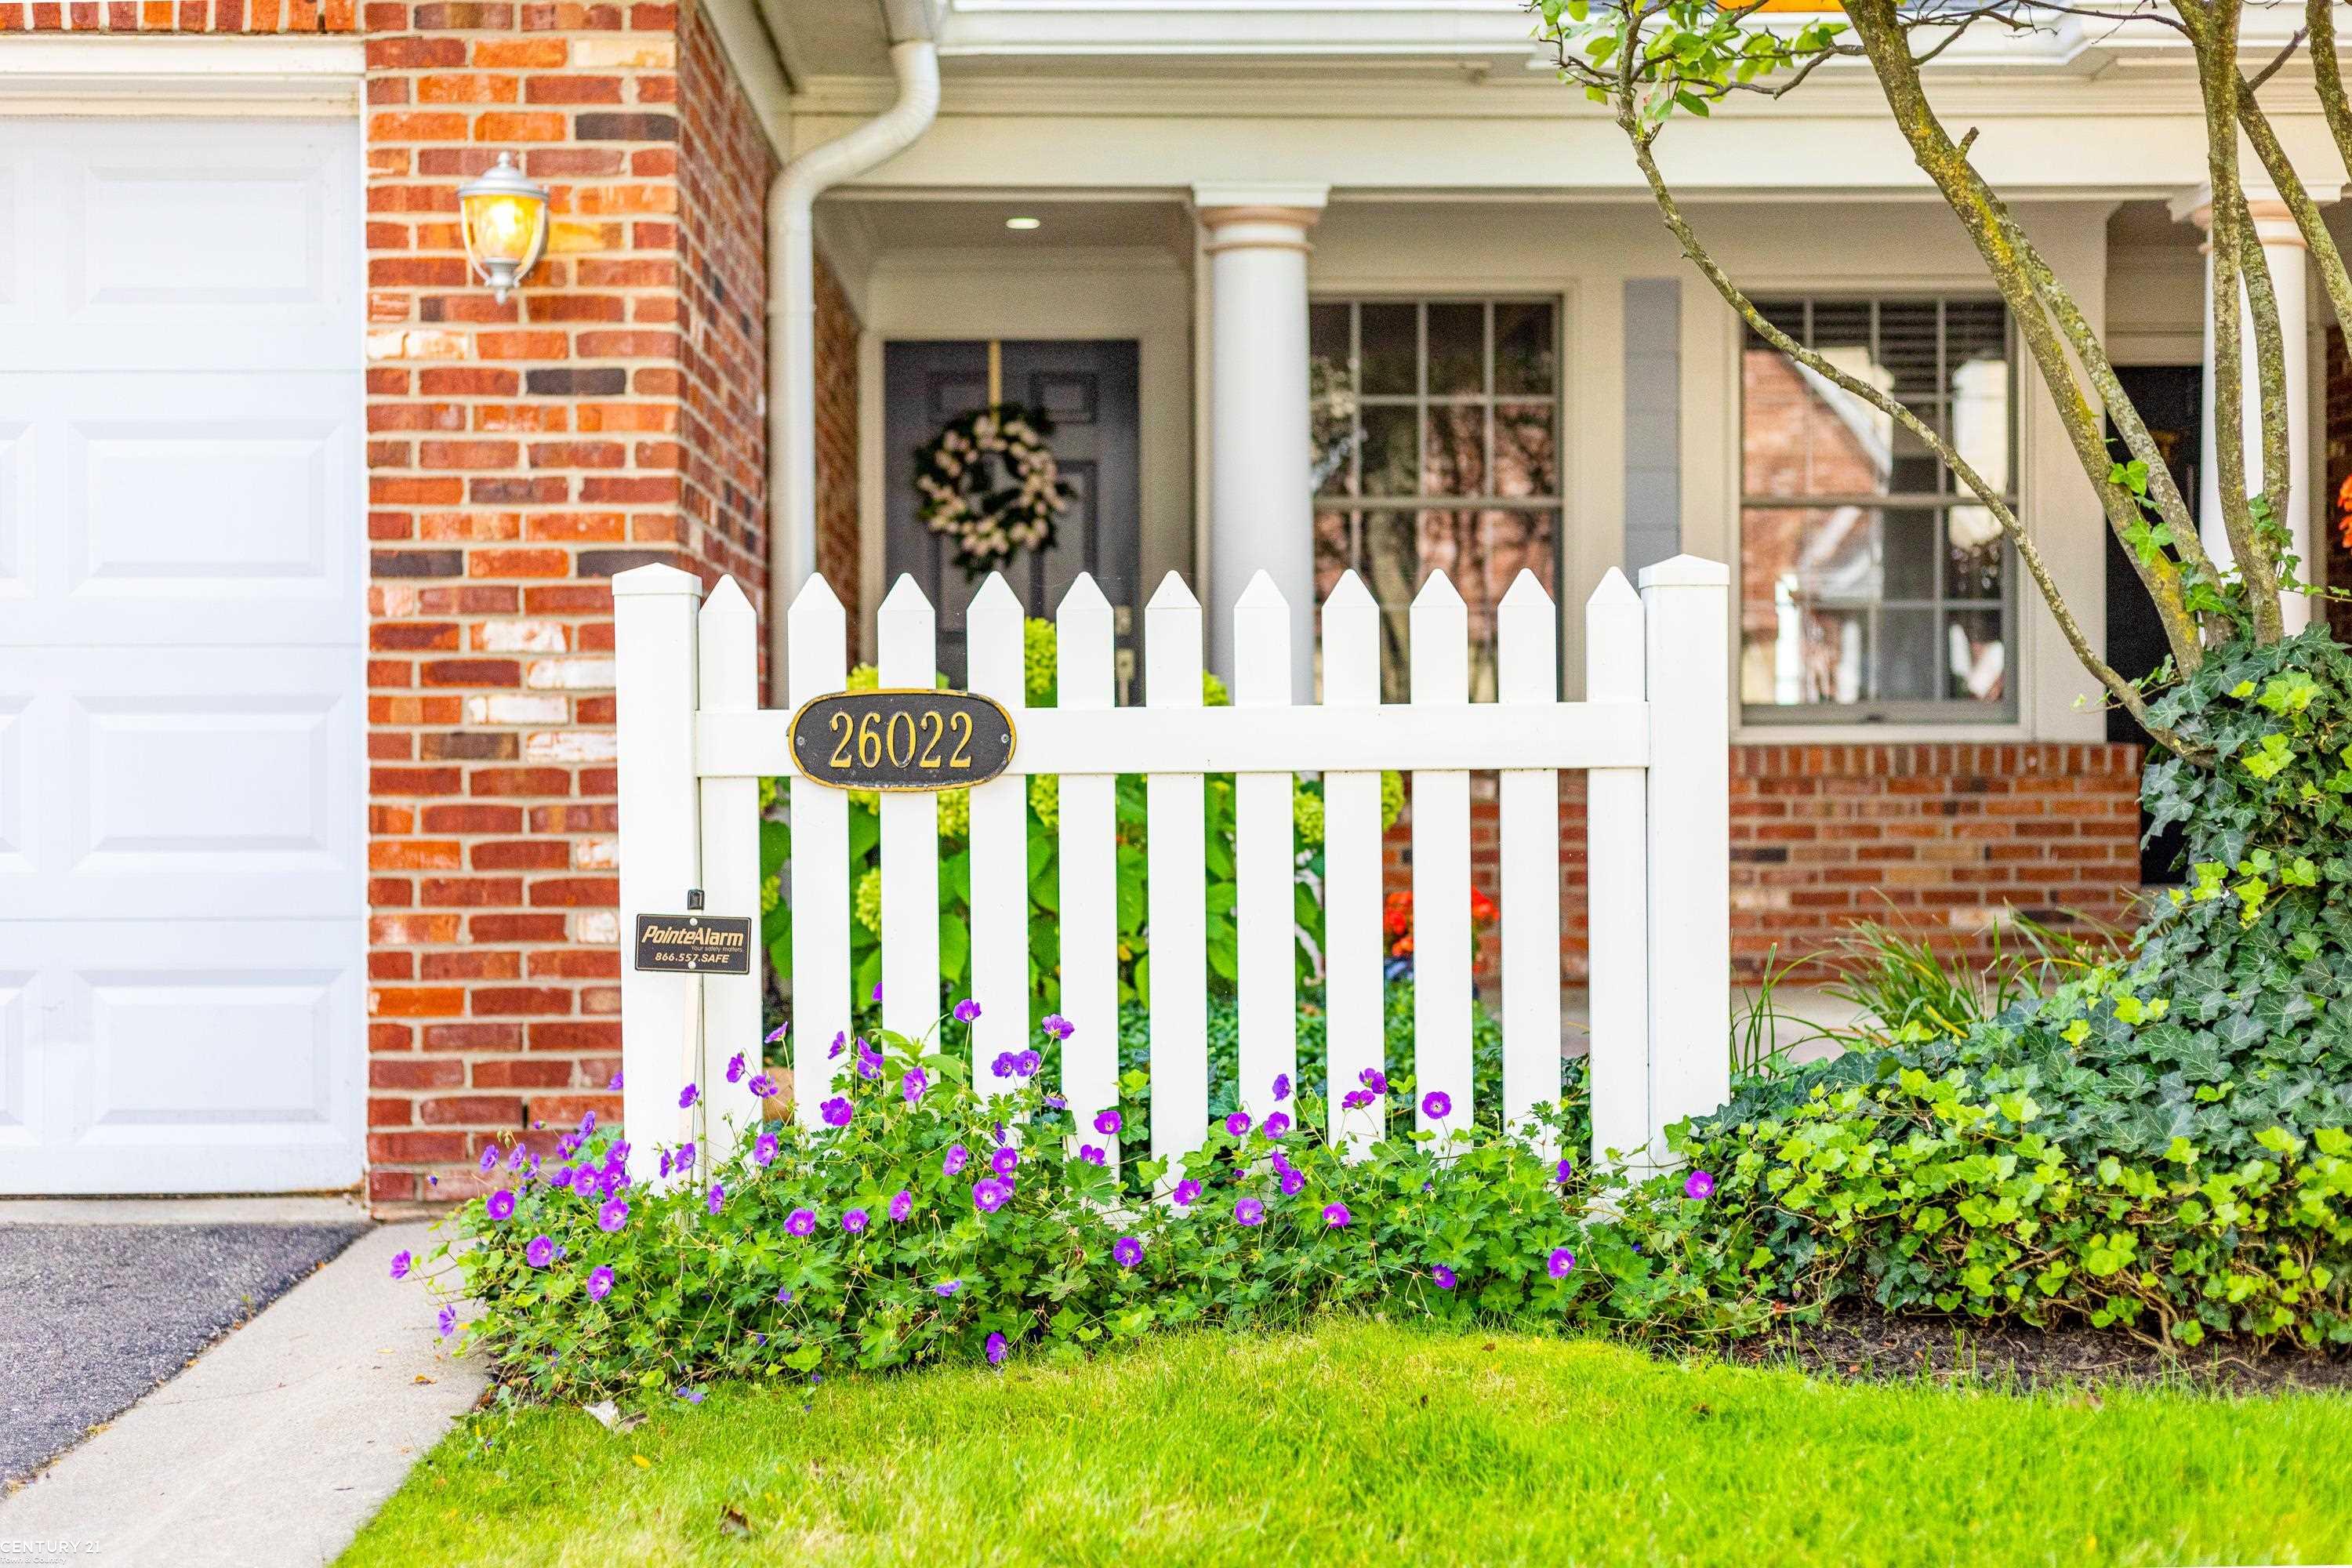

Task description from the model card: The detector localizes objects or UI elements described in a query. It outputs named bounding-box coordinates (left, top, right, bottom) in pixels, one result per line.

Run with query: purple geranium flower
left=943, top=1144, right=970, bottom=1178
left=775, top=1286, right=794, bottom=1305
left=953, top=998, right=982, bottom=1024
left=659, top=1149, right=674, bottom=1180
left=785, top=1207, right=816, bottom=1237
left=830, top=1031, right=847, bottom=1058
left=557, top=1132, right=580, bottom=1159
left=1041, top=1014, right=1073, bottom=1041
left=872, top=980, right=884, bottom=1004
left=888, top=1189, right=913, bottom=1222
left=677, top=1386, right=704, bottom=1405
left=726, top=1052, right=746, bottom=1084
left=1279, top=1167, right=1305, bottom=1196
left=679, top=1083, right=698, bottom=1109
left=1556, top=1157, right=1576, bottom=1184
left=389, top=1250, right=412, bottom=1280
left=1432, top=1265, right=1457, bottom=1290
left=1684, top=1169, right=1716, bottom=1201
left=606, top=1072, right=622, bottom=1092
left=1016, top=1050, right=1042, bottom=1077
left=1172, top=1178, right=1203, bottom=1207
left=1042, top=1094, right=1065, bottom=1111
left=677, top=1141, right=695, bottom=1171
left=1273, top=1073, right=1291, bottom=1102
left=1079, top=1145, right=1106, bottom=1167
left=989, top=1051, right=1018, bottom=1080
left=1094, top=1109, right=1121, bottom=1137
left=1225, top=1111, right=1251, bottom=1138
left=1422, top=1091, right=1452, bottom=1120
left=903, top=1066, right=928, bottom=1105
left=485, top=1189, right=516, bottom=1222
left=985, top=1331, right=1008, bottom=1365
left=820, top=1097, right=854, bottom=1128
left=842, top=1207, right=869, bottom=1234
left=990, top=1146, right=1019, bottom=1178
left=749, top=1074, right=776, bottom=1099
left=598, top=1197, right=628, bottom=1232
left=855, top=1044, right=882, bottom=1080
left=587, top=1265, right=615, bottom=1301
left=1359, top=1067, right=1388, bottom=1094
left=1112, top=1235, right=1144, bottom=1268
left=1262, top=1112, right=1291, bottom=1140
left=525, top=1235, right=555, bottom=1269
left=1547, top=1247, right=1577, bottom=1279
left=1323, top=1202, right=1351, bottom=1229
left=753, top=1131, right=779, bottom=1167
left=1341, top=1089, right=1374, bottom=1111
left=971, top=1178, right=1010, bottom=1214
left=437, top=1304, right=458, bottom=1337
left=1234, top=1197, right=1265, bottom=1228
left=707, top=1183, right=725, bottom=1216
left=506, top=1145, right=526, bottom=1174
left=766, top=1023, right=789, bottom=1044
left=934, top=1279, right=961, bottom=1298
left=478, top=1147, right=499, bottom=1174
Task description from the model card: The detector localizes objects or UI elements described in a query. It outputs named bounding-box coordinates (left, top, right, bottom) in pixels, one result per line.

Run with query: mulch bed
left=1720, top=1300, right=2352, bottom=1395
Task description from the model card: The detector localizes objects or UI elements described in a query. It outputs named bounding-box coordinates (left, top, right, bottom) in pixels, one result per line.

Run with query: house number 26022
left=787, top=689, right=1017, bottom=792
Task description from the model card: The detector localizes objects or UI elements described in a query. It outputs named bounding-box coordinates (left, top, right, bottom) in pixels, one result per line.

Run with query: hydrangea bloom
left=1234, top=1197, right=1266, bottom=1227
left=1112, top=1236, right=1143, bottom=1268
left=985, top=1331, right=1008, bottom=1365
left=525, top=1235, right=555, bottom=1269
left=598, top=1197, right=629, bottom=1233
left=1041, top=1014, right=1073, bottom=1041
left=1262, top=1112, right=1291, bottom=1140
left=953, top=998, right=982, bottom=1024
left=1272, top=1073, right=1291, bottom=1102
left=707, top=1184, right=725, bottom=1216
left=784, top=1207, right=816, bottom=1237
left=485, top=1189, right=516, bottom=1222
left=389, top=1250, right=412, bottom=1280
left=726, top=1052, right=746, bottom=1084
left=1422, top=1091, right=1452, bottom=1120
left=902, top=1066, right=929, bottom=1105
left=1225, top=1111, right=1251, bottom=1138
left=820, top=1097, right=854, bottom=1128
left=989, top=1145, right=1020, bottom=1178
left=942, top=1144, right=970, bottom=1178
left=842, top=1207, right=869, bottom=1233
left=679, top=1083, right=699, bottom=1109
left=934, top=1279, right=961, bottom=1298
left=753, top=1131, right=779, bottom=1168
left=587, top=1265, right=615, bottom=1301
left=1547, top=1247, right=1576, bottom=1279
left=1684, top=1169, right=1716, bottom=1200
left=1432, top=1265, right=1457, bottom=1289
left=971, top=1178, right=1011, bottom=1214
left=888, top=1189, right=913, bottom=1222
left=1094, top=1109, right=1120, bottom=1136
left=1172, top=1178, right=1203, bottom=1207
left=1323, top=1203, right=1351, bottom=1229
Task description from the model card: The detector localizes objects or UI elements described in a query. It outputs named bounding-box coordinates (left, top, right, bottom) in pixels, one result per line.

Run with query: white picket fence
left=611, top=557, right=1730, bottom=1185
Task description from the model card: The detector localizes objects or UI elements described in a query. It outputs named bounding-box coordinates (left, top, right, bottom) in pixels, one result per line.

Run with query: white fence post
left=1584, top=569, right=1650, bottom=1171
left=1410, top=572, right=1472, bottom=1138
left=878, top=577, right=942, bottom=1040
left=1056, top=575, right=1120, bottom=1165
left=788, top=575, right=851, bottom=1127
left=613, top=561, right=703, bottom=1188
left=1639, top=555, right=1731, bottom=1161
left=1496, top=570, right=1561, bottom=1149
left=1145, top=573, right=1207, bottom=1175
left=964, top=574, right=1029, bottom=1092
left=1319, top=572, right=1385, bottom=1155
left=1233, top=572, right=1297, bottom=1124
left=696, top=575, right=761, bottom=1168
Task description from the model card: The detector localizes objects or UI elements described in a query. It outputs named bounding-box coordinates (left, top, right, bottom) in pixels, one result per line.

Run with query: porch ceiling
left=820, top=194, right=1196, bottom=260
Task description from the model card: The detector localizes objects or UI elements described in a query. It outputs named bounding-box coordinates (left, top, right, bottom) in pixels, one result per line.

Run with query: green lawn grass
left=343, top=1319, right=2352, bottom=1568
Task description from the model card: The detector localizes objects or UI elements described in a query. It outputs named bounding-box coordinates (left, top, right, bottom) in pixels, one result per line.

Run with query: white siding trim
left=0, top=36, right=363, bottom=114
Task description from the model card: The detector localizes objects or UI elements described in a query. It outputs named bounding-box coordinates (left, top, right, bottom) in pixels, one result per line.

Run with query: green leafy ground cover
left=343, top=1319, right=2352, bottom=1568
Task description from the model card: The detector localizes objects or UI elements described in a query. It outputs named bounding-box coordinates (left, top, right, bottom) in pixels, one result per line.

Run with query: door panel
left=884, top=340, right=1141, bottom=689
left=0, top=117, right=363, bottom=1194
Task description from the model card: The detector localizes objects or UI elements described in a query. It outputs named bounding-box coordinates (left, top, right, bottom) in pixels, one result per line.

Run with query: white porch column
left=1196, top=182, right=1328, bottom=689
left=2172, top=182, right=2337, bottom=633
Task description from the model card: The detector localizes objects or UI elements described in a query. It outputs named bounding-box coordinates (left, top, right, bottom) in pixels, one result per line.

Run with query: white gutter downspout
left=767, top=27, right=939, bottom=688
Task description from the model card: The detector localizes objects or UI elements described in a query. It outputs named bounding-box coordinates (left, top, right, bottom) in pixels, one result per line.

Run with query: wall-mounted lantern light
left=459, top=152, right=550, bottom=303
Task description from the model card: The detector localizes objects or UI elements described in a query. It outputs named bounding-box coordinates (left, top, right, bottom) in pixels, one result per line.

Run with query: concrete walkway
left=0, top=1217, right=484, bottom=1566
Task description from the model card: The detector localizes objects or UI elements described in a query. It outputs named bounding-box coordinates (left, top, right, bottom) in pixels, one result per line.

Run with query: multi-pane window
left=1310, top=299, right=1560, bottom=701
left=1740, top=297, right=2016, bottom=723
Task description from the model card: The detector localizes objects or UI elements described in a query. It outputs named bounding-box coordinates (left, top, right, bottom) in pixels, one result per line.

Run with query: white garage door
left=0, top=116, right=365, bottom=1193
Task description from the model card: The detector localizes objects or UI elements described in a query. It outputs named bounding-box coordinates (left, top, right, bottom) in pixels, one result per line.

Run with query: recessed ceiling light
left=1004, top=216, right=1041, bottom=231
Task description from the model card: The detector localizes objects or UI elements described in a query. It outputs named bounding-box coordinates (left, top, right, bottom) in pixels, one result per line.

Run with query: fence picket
left=1584, top=569, right=1649, bottom=1171
left=1144, top=573, right=1206, bottom=1174
left=1055, top=575, right=1120, bottom=1165
left=1410, top=572, right=1472, bottom=1140
left=1496, top=571, right=1560, bottom=1149
left=964, top=574, right=1030, bottom=1093
left=1232, top=572, right=1298, bottom=1123
left=787, top=575, right=851, bottom=1127
left=878, top=577, right=942, bottom=1041
left=1319, top=572, right=1385, bottom=1154
left=695, top=575, right=762, bottom=1168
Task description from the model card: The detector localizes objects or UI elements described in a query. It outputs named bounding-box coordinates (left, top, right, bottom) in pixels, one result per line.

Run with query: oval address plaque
left=788, top=688, right=1016, bottom=793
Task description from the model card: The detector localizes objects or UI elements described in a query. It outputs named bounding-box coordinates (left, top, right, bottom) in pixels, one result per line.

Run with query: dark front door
left=884, top=339, right=1141, bottom=688
left=2103, top=364, right=2200, bottom=885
